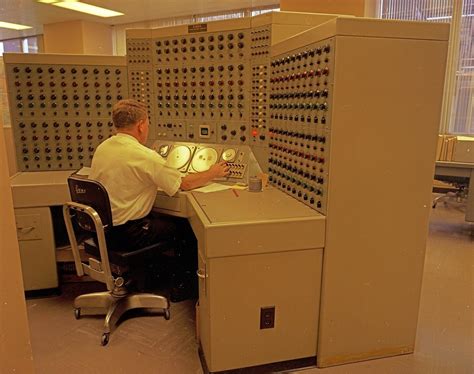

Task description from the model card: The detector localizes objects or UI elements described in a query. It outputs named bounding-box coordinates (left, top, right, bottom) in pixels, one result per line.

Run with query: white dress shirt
left=89, top=133, right=182, bottom=225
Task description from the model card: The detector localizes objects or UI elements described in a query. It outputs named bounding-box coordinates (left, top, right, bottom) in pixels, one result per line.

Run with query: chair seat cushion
left=84, top=238, right=173, bottom=267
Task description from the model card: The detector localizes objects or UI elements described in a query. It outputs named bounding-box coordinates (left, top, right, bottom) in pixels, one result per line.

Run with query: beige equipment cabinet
left=271, top=17, right=449, bottom=367
left=187, top=188, right=326, bottom=372
left=10, top=171, right=72, bottom=291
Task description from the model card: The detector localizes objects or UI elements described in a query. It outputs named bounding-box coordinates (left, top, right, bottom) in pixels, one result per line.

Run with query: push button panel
left=250, top=25, right=272, bottom=148
left=13, top=119, right=114, bottom=171
left=126, top=26, right=252, bottom=147
left=5, top=56, right=128, bottom=171
left=269, top=38, right=335, bottom=214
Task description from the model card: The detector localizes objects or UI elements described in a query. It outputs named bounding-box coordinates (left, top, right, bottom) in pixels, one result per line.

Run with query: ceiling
left=0, top=0, right=279, bottom=40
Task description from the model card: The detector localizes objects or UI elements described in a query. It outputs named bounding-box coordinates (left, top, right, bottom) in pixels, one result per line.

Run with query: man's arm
left=180, top=161, right=229, bottom=191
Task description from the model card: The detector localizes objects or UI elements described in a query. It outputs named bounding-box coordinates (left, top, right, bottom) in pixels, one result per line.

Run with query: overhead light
left=427, top=14, right=474, bottom=20
left=0, top=21, right=32, bottom=30
left=38, top=1, right=124, bottom=18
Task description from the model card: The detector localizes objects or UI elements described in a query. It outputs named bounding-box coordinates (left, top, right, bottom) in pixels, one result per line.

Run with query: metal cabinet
left=15, top=207, right=58, bottom=291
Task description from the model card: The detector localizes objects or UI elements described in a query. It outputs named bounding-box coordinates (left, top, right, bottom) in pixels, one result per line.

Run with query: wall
left=43, top=20, right=85, bottom=54
left=280, top=0, right=379, bottom=17
left=0, top=116, right=34, bottom=373
left=43, top=20, right=112, bottom=55
left=81, top=21, right=113, bottom=55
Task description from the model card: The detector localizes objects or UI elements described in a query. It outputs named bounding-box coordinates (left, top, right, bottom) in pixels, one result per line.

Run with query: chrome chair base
left=73, top=290, right=170, bottom=346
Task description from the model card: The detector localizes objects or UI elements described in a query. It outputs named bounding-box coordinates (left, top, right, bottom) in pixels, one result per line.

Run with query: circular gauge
left=192, top=148, right=218, bottom=172
left=167, top=146, right=192, bottom=169
left=221, top=148, right=236, bottom=162
left=158, top=144, right=170, bottom=157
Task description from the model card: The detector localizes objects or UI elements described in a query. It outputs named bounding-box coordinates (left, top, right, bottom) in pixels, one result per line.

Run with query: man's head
left=112, top=99, right=149, bottom=144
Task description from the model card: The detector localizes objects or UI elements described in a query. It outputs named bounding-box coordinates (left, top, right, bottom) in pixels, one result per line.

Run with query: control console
left=152, top=140, right=255, bottom=183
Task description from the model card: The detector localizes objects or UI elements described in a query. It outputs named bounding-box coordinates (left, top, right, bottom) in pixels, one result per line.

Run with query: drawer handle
left=196, top=269, right=207, bottom=279
left=17, top=226, right=35, bottom=234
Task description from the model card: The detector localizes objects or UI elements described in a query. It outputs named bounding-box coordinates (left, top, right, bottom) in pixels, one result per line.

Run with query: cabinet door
left=207, top=248, right=323, bottom=372
left=15, top=207, right=58, bottom=290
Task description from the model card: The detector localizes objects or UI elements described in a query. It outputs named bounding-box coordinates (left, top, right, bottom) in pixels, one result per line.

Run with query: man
left=89, top=99, right=229, bottom=301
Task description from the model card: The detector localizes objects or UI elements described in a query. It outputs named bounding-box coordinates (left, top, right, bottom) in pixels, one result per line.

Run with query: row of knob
left=268, top=165, right=325, bottom=186
left=270, top=68, right=330, bottom=82
left=270, top=90, right=329, bottom=99
left=157, top=65, right=244, bottom=74
left=22, top=145, right=96, bottom=154
left=19, top=134, right=107, bottom=141
left=157, top=102, right=244, bottom=109
left=270, top=102, right=329, bottom=110
left=18, top=121, right=113, bottom=128
left=13, top=81, right=123, bottom=88
left=270, top=114, right=327, bottom=124
left=269, top=148, right=325, bottom=163
left=13, top=67, right=122, bottom=75
left=156, top=80, right=244, bottom=87
left=157, top=111, right=244, bottom=118
left=158, top=93, right=244, bottom=100
left=269, top=131, right=326, bottom=143
left=271, top=45, right=331, bottom=67
left=273, top=60, right=330, bottom=74
left=16, top=101, right=120, bottom=109
left=156, top=33, right=245, bottom=46
left=268, top=174, right=323, bottom=208
left=16, top=94, right=119, bottom=100
left=157, top=43, right=244, bottom=53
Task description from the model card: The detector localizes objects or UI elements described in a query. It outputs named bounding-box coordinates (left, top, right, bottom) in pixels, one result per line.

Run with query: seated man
left=89, top=99, right=229, bottom=301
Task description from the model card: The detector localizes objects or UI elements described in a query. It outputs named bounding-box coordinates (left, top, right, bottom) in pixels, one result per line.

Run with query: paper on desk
left=75, top=167, right=91, bottom=176
left=193, top=183, right=233, bottom=193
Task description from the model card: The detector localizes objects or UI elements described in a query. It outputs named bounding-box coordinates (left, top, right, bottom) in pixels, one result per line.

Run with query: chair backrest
left=67, top=175, right=113, bottom=232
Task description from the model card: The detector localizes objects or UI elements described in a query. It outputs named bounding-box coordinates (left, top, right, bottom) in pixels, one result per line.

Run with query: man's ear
left=137, top=119, right=145, bottom=132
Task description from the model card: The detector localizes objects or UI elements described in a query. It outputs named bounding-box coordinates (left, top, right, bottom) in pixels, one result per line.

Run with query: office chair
left=63, top=174, right=171, bottom=346
left=432, top=176, right=469, bottom=208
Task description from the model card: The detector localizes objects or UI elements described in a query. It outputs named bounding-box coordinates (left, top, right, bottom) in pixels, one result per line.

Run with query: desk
left=10, top=171, right=73, bottom=291
left=435, top=161, right=474, bottom=222
left=10, top=171, right=325, bottom=372
left=188, top=189, right=325, bottom=372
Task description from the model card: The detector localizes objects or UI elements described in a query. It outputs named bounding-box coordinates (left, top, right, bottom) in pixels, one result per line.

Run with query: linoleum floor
left=26, top=202, right=473, bottom=374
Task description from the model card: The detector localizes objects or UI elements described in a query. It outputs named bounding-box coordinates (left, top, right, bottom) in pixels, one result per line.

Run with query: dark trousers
left=106, top=211, right=197, bottom=298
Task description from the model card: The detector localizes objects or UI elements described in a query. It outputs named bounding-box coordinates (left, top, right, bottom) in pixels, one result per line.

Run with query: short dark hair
left=112, top=99, right=148, bottom=129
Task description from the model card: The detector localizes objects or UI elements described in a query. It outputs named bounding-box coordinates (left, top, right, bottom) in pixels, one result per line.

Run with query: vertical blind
left=381, top=0, right=473, bottom=135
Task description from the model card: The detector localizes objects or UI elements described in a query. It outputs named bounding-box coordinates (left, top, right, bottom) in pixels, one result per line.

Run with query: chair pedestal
left=74, top=291, right=170, bottom=345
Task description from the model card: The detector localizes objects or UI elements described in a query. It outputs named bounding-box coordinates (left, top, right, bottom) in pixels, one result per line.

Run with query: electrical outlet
left=260, top=306, right=275, bottom=329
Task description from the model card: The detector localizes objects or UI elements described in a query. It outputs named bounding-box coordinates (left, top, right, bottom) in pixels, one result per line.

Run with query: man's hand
left=180, top=161, right=230, bottom=190
left=209, top=161, right=230, bottom=178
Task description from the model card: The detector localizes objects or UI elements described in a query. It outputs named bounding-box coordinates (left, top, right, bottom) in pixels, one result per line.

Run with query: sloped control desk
left=184, top=188, right=326, bottom=372
left=10, top=171, right=326, bottom=372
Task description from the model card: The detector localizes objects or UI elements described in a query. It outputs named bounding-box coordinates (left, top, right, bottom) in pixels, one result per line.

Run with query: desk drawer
left=15, top=207, right=58, bottom=291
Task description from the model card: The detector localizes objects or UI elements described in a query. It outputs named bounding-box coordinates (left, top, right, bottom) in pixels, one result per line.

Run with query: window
left=0, top=36, right=41, bottom=56
left=380, top=0, right=473, bottom=134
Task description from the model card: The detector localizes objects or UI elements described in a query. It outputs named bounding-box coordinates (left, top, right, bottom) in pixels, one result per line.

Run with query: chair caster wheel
left=74, top=308, right=81, bottom=320
left=101, top=333, right=110, bottom=346
left=164, top=308, right=170, bottom=320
